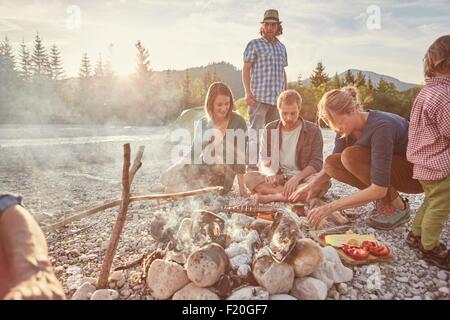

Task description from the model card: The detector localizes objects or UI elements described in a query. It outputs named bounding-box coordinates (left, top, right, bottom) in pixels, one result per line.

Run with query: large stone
left=290, top=277, right=327, bottom=300
left=269, top=294, right=298, bottom=300
left=311, top=246, right=353, bottom=288
left=90, top=289, right=119, bottom=300
left=186, top=243, right=229, bottom=287
left=146, top=259, right=190, bottom=300
left=286, top=239, right=324, bottom=278
left=71, top=282, right=96, bottom=300
left=172, top=283, right=220, bottom=300
left=252, top=255, right=295, bottom=294
left=227, top=286, right=269, bottom=300
left=109, top=270, right=125, bottom=283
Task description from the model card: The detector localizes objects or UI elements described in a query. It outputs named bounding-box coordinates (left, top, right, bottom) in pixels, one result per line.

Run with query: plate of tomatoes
left=340, top=240, right=391, bottom=262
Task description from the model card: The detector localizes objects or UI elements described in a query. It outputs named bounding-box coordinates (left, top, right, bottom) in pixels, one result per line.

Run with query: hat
left=261, top=9, right=281, bottom=23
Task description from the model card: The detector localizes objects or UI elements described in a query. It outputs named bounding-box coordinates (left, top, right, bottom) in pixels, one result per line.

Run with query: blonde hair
left=424, top=35, right=450, bottom=78
left=317, top=86, right=362, bottom=135
left=204, top=82, right=234, bottom=122
left=277, top=89, right=302, bottom=110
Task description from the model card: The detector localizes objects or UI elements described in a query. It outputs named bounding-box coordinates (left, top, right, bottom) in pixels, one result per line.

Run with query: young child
left=406, top=35, right=450, bottom=271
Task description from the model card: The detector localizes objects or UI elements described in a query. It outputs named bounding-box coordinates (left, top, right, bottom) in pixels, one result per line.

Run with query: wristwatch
left=0, top=194, right=23, bottom=216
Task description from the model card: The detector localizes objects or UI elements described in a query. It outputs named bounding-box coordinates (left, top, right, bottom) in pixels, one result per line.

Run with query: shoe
left=405, top=230, right=421, bottom=249
left=366, top=198, right=411, bottom=230
left=420, top=243, right=450, bottom=271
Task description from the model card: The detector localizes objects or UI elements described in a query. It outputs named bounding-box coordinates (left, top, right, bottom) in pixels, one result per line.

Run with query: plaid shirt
left=243, top=37, right=288, bottom=106
left=407, top=77, right=450, bottom=181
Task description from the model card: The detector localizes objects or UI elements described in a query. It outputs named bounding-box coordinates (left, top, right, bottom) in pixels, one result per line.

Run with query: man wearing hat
left=243, top=9, right=288, bottom=169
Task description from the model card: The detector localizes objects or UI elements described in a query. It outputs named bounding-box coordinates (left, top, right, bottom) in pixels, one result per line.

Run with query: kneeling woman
left=160, top=82, right=249, bottom=196
left=290, top=87, right=423, bottom=229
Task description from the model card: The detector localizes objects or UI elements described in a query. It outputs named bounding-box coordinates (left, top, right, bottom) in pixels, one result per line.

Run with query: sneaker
left=420, top=243, right=450, bottom=271
left=366, top=198, right=411, bottom=230
left=405, top=230, right=421, bottom=249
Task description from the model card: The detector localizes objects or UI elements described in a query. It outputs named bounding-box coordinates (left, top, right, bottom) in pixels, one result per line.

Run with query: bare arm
left=242, top=62, right=255, bottom=106
left=284, top=70, right=288, bottom=90
left=237, top=173, right=250, bottom=197
left=0, top=205, right=66, bottom=299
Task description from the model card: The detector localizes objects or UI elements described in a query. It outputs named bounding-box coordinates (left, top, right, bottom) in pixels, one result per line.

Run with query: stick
left=42, top=186, right=223, bottom=233
left=98, top=144, right=132, bottom=289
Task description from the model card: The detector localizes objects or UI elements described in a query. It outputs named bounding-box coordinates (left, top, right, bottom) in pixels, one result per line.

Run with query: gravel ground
left=1, top=126, right=448, bottom=300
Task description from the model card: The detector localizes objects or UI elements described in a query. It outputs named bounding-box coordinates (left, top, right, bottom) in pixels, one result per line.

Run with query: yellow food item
left=324, top=233, right=378, bottom=247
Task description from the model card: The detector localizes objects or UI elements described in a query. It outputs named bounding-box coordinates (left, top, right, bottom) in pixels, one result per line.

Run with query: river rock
left=269, top=294, right=298, bottom=300
left=186, top=243, right=229, bottom=287
left=146, top=259, right=190, bottom=300
left=290, top=277, right=327, bottom=300
left=252, top=255, right=294, bottom=294
left=90, top=289, right=119, bottom=300
left=311, top=246, right=353, bottom=288
left=172, top=283, right=220, bottom=300
left=286, top=239, right=324, bottom=278
left=71, top=282, right=96, bottom=300
left=227, top=286, right=269, bottom=300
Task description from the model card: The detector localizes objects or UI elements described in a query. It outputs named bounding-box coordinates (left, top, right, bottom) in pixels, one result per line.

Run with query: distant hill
left=152, top=62, right=244, bottom=98
left=302, top=69, right=418, bottom=91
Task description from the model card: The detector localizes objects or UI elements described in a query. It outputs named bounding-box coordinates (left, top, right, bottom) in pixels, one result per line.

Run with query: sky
left=1, top=0, right=449, bottom=84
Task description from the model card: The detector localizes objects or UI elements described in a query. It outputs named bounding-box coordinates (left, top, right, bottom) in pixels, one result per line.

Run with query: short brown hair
left=204, top=82, right=234, bottom=122
left=259, top=23, right=283, bottom=37
left=424, top=35, right=450, bottom=78
left=277, top=89, right=302, bottom=110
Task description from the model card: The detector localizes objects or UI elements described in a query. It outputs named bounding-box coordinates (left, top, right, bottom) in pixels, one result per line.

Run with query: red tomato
left=368, top=245, right=390, bottom=257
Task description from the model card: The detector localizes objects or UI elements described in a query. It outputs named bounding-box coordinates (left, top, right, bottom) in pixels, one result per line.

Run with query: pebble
left=337, top=283, right=348, bottom=295
left=437, top=271, right=447, bottom=281
left=383, top=293, right=394, bottom=300
left=438, top=287, right=449, bottom=296
left=395, top=277, right=409, bottom=283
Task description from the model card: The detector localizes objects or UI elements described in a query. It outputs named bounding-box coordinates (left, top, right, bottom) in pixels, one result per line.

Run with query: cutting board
left=316, top=237, right=394, bottom=266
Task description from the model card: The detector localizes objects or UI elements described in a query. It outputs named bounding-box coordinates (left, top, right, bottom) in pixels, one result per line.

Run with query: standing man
left=243, top=9, right=288, bottom=169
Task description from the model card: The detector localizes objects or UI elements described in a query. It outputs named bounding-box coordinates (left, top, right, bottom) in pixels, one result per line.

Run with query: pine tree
left=94, top=54, right=104, bottom=78
left=309, top=61, right=330, bottom=88
left=135, top=40, right=151, bottom=81
left=355, top=71, right=366, bottom=87
left=49, top=44, right=65, bottom=80
left=103, top=58, right=114, bottom=79
left=211, top=68, right=220, bottom=83
left=31, top=32, right=48, bottom=77
left=18, top=39, right=32, bottom=81
left=0, top=35, right=17, bottom=74
left=331, top=72, right=341, bottom=89
left=367, top=77, right=374, bottom=92
left=297, top=72, right=303, bottom=87
left=377, top=77, right=389, bottom=93
left=202, top=70, right=212, bottom=91
left=344, top=69, right=355, bottom=85
left=79, top=53, right=92, bottom=78
left=180, top=70, right=192, bottom=109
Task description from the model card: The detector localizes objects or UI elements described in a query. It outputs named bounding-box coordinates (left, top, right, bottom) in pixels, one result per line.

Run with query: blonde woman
left=289, top=86, right=423, bottom=229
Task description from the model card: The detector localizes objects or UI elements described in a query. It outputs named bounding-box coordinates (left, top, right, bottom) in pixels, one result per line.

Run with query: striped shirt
left=407, top=77, right=450, bottom=181
left=243, top=37, right=288, bottom=106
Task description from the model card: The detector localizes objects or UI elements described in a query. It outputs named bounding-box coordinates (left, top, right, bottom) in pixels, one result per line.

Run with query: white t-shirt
left=280, top=124, right=302, bottom=176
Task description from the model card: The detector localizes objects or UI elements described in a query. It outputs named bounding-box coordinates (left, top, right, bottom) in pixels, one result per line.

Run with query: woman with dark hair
left=160, top=82, right=250, bottom=196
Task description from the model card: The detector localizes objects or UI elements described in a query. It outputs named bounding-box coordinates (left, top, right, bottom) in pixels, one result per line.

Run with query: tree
left=135, top=40, right=151, bottom=82
left=202, top=70, right=212, bottom=91
left=211, top=68, right=220, bottom=83
left=31, top=32, right=49, bottom=77
left=344, top=69, right=355, bottom=85
left=0, top=35, right=16, bottom=73
left=78, top=53, right=92, bottom=78
left=355, top=71, right=366, bottom=87
left=49, top=44, right=65, bottom=80
left=180, top=70, right=193, bottom=109
left=297, top=72, right=303, bottom=87
left=309, top=61, right=330, bottom=88
left=330, top=72, right=341, bottom=89
left=94, top=54, right=104, bottom=78
left=367, top=77, right=374, bottom=92
left=18, top=39, right=32, bottom=82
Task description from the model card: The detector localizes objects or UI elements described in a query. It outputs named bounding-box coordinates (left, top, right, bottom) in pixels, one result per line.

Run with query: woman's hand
left=289, top=179, right=323, bottom=203
left=307, top=203, right=334, bottom=228
left=264, top=175, right=279, bottom=186
left=239, top=187, right=251, bottom=197
left=283, top=176, right=301, bottom=198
